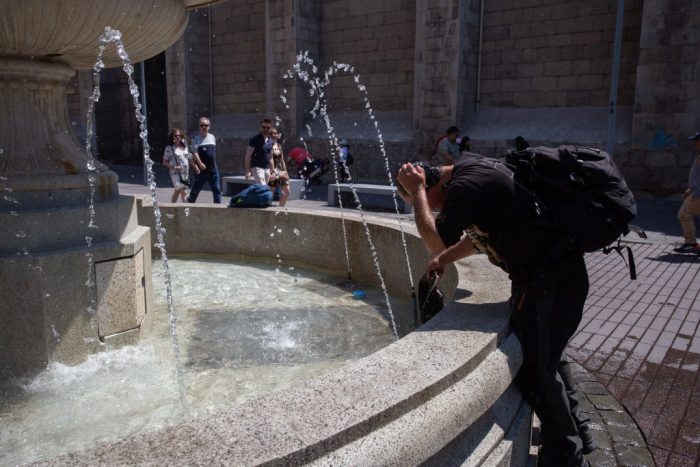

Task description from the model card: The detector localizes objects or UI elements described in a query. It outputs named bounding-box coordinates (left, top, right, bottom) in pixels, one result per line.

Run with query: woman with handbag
left=162, top=128, right=197, bottom=202
left=268, top=128, right=291, bottom=207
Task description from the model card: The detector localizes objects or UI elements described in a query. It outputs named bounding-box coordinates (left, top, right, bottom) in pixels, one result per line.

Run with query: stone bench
left=222, top=175, right=305, bottom=200
left=327, top=183, right=413, bottom=214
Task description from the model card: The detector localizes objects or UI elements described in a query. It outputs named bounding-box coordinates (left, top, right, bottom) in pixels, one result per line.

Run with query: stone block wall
left=210, top=0, right=266, bottom=114
left=319, top=0, right=416, bottom=112
left=479, top=0, right=643, bottom=108
left=620, top=0, right=700, bottom=195
left=413, top=0, right=463, bottom=154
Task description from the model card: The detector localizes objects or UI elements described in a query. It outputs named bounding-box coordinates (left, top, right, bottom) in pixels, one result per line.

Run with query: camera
left=396, top=161, right=443, bottom=193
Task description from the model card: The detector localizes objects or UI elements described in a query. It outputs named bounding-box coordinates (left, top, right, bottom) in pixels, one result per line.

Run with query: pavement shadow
left=648, top=252, right=700, bottom=263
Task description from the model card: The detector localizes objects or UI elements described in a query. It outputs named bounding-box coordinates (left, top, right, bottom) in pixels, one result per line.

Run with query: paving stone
left=589, top=393, right=625, bottom=412
left=585, top=446, right=617, bottom=467
left=667, top=452, right=696, bottom=466
left=674, top=420, right=700, bottom=459
left=649, top=414, right=682, bottom=450
left=589, top=426, right=614, bottom=451
left=578, top=397, right=597, bottom=414
left=600, top=410, right=637, bottom=428
left=579, top=380, right=609, bottom=395
left=608, top=423, right=647, bottom=447
left=650, top=446, right=670, bottom=466
left=584, top=410, right=605, bottom=428
left=614, top=444, right=656, bottom=467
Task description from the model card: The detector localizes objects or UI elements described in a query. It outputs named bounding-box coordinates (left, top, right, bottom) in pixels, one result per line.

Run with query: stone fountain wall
left=0, top=196, right=152, bottom=381
left=51, top=201, right=530, bottom=465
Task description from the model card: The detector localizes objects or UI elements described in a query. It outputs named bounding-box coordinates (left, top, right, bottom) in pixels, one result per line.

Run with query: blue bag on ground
left=229, top=184, right=273, bottom=208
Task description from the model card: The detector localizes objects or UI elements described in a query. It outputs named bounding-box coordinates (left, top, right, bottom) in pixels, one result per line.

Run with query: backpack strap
left=603, top=240, right=637, bottom=280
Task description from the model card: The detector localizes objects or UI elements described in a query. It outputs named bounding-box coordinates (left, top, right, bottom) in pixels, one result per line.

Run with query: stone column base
left=0, top=221, right=152, bottom=382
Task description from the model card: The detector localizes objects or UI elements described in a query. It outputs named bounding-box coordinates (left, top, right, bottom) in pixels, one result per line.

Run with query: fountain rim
left=42, top=203, right=522, bottom=465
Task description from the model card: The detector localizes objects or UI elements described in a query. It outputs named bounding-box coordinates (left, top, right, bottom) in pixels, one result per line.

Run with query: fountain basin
left=42, top=200, right=529, bottom=465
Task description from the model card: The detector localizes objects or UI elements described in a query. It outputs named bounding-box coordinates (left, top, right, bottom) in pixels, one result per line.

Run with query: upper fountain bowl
left=0, top=0, right=216, bottom=69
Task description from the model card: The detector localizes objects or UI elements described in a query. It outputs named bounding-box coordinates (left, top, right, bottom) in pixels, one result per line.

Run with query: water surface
left=0, top=256, right=401, bottom=465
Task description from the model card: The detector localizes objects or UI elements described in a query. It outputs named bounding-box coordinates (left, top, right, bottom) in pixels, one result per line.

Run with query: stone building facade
left=74, top=0, right=699, bottom=195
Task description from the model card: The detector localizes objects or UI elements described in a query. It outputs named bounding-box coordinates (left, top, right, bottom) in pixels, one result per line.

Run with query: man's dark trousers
left=510, top=254, right=589, bottom=467
left=187, top=165, right=222, bottom=204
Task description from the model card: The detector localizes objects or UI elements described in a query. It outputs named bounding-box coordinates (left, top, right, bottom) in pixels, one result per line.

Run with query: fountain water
left=85, top=26, right=189, bottom=415
left=280, top=51, right=422, bottom=338
left=0, top=256, right=399, bottom=465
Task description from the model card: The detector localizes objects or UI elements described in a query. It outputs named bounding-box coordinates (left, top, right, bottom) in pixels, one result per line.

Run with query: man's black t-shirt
left=249, top=133, right=270, bottom=169
left=435, top=157, right=562, bottom=278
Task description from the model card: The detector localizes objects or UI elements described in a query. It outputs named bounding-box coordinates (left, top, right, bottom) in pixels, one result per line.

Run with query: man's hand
left=426, top=256, right=446, bottom=278
left=397, top=163, right=426, bottom=197
left=193, top=165, right=201, bottom=175
left=245, top=171, right=251, bottom=180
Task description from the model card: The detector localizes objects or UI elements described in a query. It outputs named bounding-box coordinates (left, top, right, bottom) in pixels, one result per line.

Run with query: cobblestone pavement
left=569, top=243, right=700, bottom=466
left=116, top=165, right=696, bottom=466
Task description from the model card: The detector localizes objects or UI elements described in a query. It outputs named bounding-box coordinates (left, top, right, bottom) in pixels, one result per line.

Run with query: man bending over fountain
left=397, top=158, right=595, bottom=467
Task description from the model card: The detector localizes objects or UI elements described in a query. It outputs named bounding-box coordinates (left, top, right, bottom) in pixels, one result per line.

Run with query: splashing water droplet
left=15, top=231, right=26, bottom=238
left=185, top=208, right=190, bottom=217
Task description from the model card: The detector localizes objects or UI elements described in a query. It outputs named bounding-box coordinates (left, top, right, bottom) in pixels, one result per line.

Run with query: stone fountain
left=0, top=0, right=218, bottom=380
left=0, top=2, right=532, bottom=464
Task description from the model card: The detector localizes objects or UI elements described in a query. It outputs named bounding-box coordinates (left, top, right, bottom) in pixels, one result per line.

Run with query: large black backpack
left=504, top=145, right=638, bottom=275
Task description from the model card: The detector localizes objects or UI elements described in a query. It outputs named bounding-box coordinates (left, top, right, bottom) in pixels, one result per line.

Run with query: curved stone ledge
left=44, top=202, right=527, bottom=465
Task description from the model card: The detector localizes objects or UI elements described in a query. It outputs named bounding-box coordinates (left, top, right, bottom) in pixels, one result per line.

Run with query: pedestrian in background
left=162, top=128, right=196, bottom=203
left=674, top=131, right=700, bottom=253
left=187, top=117, right=221, bottom=204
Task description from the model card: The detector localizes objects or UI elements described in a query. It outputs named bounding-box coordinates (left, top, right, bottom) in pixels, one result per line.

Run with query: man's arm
left=412, top=189, right=446, bottom=255
left=426, top=236, right=475, bottom=277
left=191, top=152, right=204, bottom=174
left=244, top=146, right=253, bottom=179
left=397, top=162, right=446, bottom=255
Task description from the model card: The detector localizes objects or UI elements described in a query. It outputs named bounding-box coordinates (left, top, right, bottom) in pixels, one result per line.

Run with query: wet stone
left=580, top=380, right=609, bottom=395
left=609, top=423, right=647, bottom=447
left=614, top=444, right=656, bottom=467
left=585, top=411, right=605, bottom=428
left=586, top=445, right=617, bottom=467
left=579, top=398, right=598, bottom=414
left=601, top=410, right=636, bottom=427
left=588, top=394, right=624, bottom=412
left=590, top=427, right=614, bottom=451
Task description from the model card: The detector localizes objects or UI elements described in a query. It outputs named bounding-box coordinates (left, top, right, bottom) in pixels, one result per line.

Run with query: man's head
left=198, top=117, right=210, bottom=135
left=690, top=132, right=700, bottom=151
left=260, top=118, right=273, bottom=137
left=446, top=126, right=459, bottom=142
